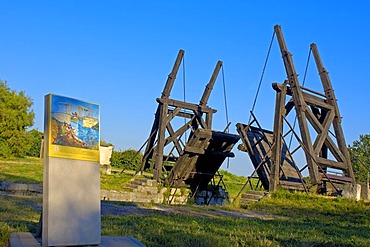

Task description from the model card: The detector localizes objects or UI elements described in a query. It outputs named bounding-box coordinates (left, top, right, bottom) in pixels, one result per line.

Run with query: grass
left=0, top=195, right=40, bottom=247
left=100, top=172, right=134, bottom=191
left=0, top=157, right=43, bottom=184
left=1, top=159, right=369, bottom=246
left=101, top=191, right=370, bottom=246
left=0, top=158, right=134, bottom=190
left=1, top=192, right=369, bottom=246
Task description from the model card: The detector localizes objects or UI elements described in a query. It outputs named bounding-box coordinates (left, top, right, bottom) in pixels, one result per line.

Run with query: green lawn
left=0, top=158, right=134, bottom=191
left=1, top=159, right=369, bottom=246
left=1, top=191, right=368, bottom=247
left=0, top=157, right=43, bottom=184
left=0, top=195, right=40, bottom=247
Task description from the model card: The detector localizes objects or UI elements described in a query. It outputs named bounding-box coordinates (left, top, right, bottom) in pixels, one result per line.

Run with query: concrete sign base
left=42, top=157, right=101, bottom=246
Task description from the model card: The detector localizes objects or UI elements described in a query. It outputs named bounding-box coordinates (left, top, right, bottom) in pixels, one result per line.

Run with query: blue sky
left=1, top=1, right=369, bottom=176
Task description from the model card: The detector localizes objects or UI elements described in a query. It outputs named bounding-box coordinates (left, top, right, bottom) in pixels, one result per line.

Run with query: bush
left=110, top=149, right=143, bottom=171
left=25, top=129, right=43, bottom=157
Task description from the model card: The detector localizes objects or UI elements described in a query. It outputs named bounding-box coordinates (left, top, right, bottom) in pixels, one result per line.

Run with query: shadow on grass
left=101, top=201, right=370, bottom=247
left=0, top=195, right=41, bottom=245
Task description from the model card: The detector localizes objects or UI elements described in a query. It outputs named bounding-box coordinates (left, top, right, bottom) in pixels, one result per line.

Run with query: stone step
left=241, top=193, right=264, bottom=201
left=129, top=179, right=147, bottom=186
left=239, top=198, right=259, bottom=205
left=126, top=183, right=139, bottom=190
left=239, top=190, right=268, bottom=205
left=245, top=190, right=267, bottom=196
left=280, top=180, right=306, bottom=191
left=128, top=178, right=158, bottom=187
left=136, top=187, right=158, bottom=194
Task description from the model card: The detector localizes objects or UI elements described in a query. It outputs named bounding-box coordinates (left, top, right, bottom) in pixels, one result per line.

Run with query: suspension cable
left=248, top=30, right=276, bottom=124
left=221, top=64, right=230, bottom=168
left=288, top=47, right=312, bottom=149
left=221, top=64, right=229, bottom=133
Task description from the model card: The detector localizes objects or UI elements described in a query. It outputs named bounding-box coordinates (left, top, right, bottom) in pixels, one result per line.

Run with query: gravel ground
left=101, top=201, right=278, bottom=220
left=1, top=193, right=278, bottom=220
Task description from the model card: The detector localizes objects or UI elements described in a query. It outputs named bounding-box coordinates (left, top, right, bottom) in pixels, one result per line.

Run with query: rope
left=221, top=65, right=229, bottom=133
left=248, top=30, right=275, bottom=124
left=288, top=47, right=312, bottom=149
left=221, top=64, right=230, bottom=168
left=182, top=55, right=187, bottom=143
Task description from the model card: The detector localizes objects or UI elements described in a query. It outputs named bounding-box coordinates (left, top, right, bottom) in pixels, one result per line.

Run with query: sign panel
left=45, top=94, right=100, bottom=161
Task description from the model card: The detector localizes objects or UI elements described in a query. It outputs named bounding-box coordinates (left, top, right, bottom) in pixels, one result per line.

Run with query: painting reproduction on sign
left=45, top=94, right=100, bottom=162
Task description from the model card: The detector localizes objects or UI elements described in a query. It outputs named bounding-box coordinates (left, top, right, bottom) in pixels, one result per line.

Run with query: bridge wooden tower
left=237, top=25, right=355, bottom=194
left=141, top=50, right=239, bottom=192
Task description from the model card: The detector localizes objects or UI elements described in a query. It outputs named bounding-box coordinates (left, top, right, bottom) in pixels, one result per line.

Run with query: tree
left=110, top=149, right=143, bottom=171
left=26, top=129, right=43, bottom=157
left=0, top=80, right=35, bottom=157
left=348, top=134, right=370, bottom=183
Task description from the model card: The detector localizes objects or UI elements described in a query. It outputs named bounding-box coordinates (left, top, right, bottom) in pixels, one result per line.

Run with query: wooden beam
left=316, top=157, right=348, bottom=170
left=302, top=92, right=333, bottom=110
left=167, top=109, right=193, bottom=119
left=157, top=98, right=217, bottom=114
left=184, top=146, right=205, bottom=155
left=200, top=61, right=222, bottom=106
left=166, top=123, right=184, bottom=156
left=305, top=108, right=345, bottom=162
left=274, top=25, right=320, bottom=184
left=161, top=50, right=184, bottom=99
left=166, top=107, right=183, bottom=124
left=154, top=102, right=168, bottom=181
left=311, top=43, right=355, bottom=183
left=140, top=105, right=160, bottom=172
left=164, top=118, right=193, bottom=146
left=311, top=110, right=335, bottom=155
left=270, top=83, right=286, bottom=191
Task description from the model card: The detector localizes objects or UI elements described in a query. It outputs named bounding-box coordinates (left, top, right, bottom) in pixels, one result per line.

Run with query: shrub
left=110, top=149, right=143, bottom=171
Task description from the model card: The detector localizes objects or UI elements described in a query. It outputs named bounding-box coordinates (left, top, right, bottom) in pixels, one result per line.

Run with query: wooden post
left=200, top=61, right=222, bottom=129
left=270, top=83, right=287, bottom=191
left=310, top=43, right=355, bottom=183
left=141, top=50, right=184, bottom=177
left=274, top=25, right=320, bottom=185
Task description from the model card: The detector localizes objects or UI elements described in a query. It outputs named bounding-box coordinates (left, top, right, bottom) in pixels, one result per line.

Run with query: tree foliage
left=25, top=129, right=43, bottom=157
left=110, top=149, right=143, bottom=171
left=0, top=80, right=35, bottom=157
left=348, top=134, right=370, bottom=183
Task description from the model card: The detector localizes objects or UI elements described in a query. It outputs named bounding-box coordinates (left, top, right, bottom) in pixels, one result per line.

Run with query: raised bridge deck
left=236, top=123, right=306, bottom=191
left=165, top=128, right=240, bottom=192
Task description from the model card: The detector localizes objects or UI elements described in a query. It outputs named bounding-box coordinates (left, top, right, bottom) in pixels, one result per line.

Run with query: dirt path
left=1, top=194, right=280, bottom=220
left=101, top=202, right=279, bottom=220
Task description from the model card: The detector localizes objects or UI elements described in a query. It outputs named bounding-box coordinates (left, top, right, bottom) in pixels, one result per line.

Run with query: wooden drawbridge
left=140, top=50, right=239, bottom=193
left=236, top=25, right=355, bottom=195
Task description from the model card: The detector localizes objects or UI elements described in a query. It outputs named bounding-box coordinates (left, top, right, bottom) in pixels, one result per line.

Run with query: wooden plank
left=164, top=118, right=192, bottom=146
left=154, top=103, right=168, bottom=181
left=184, top=146, right=205, bottom=155
left=316, top=157, right=347, bottom=170
left=194, top=112, right=208, bottom=129
left=157, top=98, right=217, bottom=114
left=140, top=106, right=160, bottom=171
left=194, top=128, right=212, bottom=139
left=321, top=174, right=353, bottom=183
left=165, top=128, right=239, bottom=191
left=166, top=107, right=182, bottom=123
left=166, top=123, right=184, bottom=156
left=270, top=83, right=286, bottom=191
left=313, top=111, right=334, bottom=155
left=302, top=92, right=333, bottom=110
